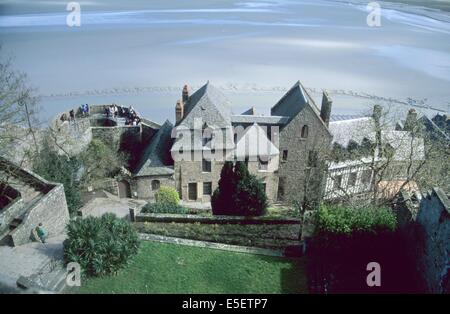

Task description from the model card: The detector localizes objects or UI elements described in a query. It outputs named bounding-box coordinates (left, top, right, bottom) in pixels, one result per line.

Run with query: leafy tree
left=78, top=139, right=126, bottom=187
left=64, top=213, right=140, bottom=277
left=33, top=136, right=82, bottom=214
left=211, top=161, right=235, bottom=215
left=212, top=161, right=267, bottom=216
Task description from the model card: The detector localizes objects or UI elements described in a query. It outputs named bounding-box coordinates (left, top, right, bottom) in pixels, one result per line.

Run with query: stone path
left=79, top=196, right=146, bottom=220
left=0, top=235, right=65, bottom=284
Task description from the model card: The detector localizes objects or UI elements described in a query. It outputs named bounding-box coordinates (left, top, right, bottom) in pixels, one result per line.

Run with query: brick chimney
left=404, top=108, right=418, bottom=131
left=182, top=85, right=189, bottom=104
left=175, top=100, right=184, bottom=124
left=320, top=90, right=332, bottom=126
left=372, top=104, right=383, bottom=157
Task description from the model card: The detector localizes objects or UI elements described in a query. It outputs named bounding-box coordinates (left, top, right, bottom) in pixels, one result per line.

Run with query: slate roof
left=134, top=120, right=175, bottom=177
left=270, top=81, right=331, bottom=134
left=231, top=115, right=289, bottom=125
left=177, top=82, right=232, bottom=128
left=329, top=117, right=375, bottom=147
left=329, top=116, right=425, bottom=162
left=235, top=123, right=279, bottom=158
left=241, top=107, right=257, bottom=115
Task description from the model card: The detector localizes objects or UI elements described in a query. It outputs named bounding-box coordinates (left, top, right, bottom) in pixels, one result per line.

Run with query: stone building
left=53, top=82, right=333, bottom=206
left=0, top=157, right=70, bottom=246
left=324, top=107, right=425, bottom=201
left=171, top=81, right=333, bottom=204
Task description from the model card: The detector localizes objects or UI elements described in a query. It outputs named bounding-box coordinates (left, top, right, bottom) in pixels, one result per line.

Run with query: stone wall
left=91, top=126, right=141, bottom=152
left=175, top=159, right=225, bottom=202
left=0, top=198, right=24, bottom=236
left=394, top=188, right=449, bottom=293
left=415, top=188, right=449, bottom=293
left=246, top=159, right=278, bottom=201
left=132, top=176, right=175, bottom=199
left=10, top=183, right=69, bottom=246
left=277, top=105, right=332, bottom=205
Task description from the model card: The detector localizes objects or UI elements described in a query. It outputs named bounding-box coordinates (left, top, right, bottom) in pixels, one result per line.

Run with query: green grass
left=76, top=241, right=308, bottom=294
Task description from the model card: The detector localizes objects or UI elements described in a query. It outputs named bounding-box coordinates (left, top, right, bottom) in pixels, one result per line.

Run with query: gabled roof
left=134, top=120, right=175, bottom=177
left=241, top=107, right=257, bottom=115
left=329, top=117, right=375, bottom=147
left=270, top=81, right=331, bottom=134
left=231, top=115, right=289, bottom=125
left=235, top=123, right=279, bottom=158
left=177, top=82, right=232, bottom=128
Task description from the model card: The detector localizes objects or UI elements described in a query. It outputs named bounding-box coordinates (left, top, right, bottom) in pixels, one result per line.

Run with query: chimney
left=372, top=105, right=383, bottom=157
left=404, top=108, right=418, bottom=131
left=320, top=90, right=332, bottom=126
left=175, top=100, right=184, bottom=124
left=182, top=85, right=189, bottom=104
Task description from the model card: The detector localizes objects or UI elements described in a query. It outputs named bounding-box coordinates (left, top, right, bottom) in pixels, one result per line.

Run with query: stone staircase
left=0, top=235, right=67, bottom=293
left=17, top=258, right=67, bottom=293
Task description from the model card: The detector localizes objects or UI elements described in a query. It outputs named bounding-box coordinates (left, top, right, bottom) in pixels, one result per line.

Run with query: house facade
left=169, top=81, right=333, bottom=205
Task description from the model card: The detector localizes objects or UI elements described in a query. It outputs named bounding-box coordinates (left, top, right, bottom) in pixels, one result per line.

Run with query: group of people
left=59, top=104, right=89, bottom=123
left=105, top=103, right=141, bottom=126
left=80, top=103, right=90, bottom=117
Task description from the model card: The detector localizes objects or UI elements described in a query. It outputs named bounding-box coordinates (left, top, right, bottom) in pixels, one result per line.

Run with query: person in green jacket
left=36, top=223, right=47, bottom=243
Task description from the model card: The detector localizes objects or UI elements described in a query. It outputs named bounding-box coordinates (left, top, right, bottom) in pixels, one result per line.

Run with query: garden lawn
left=76, top=241, right=308, bottom=294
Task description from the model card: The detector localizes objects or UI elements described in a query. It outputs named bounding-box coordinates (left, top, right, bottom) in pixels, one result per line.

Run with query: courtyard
left=74, top=241, right=308, bottom=294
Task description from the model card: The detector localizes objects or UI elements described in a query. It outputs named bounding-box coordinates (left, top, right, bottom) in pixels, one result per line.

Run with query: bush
left=33, top=137, right=82, bottom=215
left=307, top=205, right=420, bottom=293
left=315, top=204, right=396, bottom=236
left=141, top=202, right=188, bottom=214
left=64, top=213, right=140, bottom=277
left=212, top=161, right=268, bottom=216
left=155, top=186, right=180, bottom=206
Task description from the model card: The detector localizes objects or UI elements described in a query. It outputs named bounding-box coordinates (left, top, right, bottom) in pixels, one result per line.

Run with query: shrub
left=315, top=204, right=396, bottom=236
left=155, top=185, right=180, bottom=206
left=211, top=161, right=235, bottom=215
left=212, top=161, right=268, bottom=216
left=33, top=137, right=82, bottom=215
left=64, top=213, right=140, bottom=277
left=234, top=175, right=268, bottom=216
left=141, top=202, right=188, bottom=214
left=307, top=205, right=420, bottom=293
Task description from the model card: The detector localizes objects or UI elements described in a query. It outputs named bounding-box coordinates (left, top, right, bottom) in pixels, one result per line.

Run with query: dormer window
left=258, top=157, right=269, bottom=171
left=202, top=123, right=212, bottom=147
left=301, top=125, right=308, bottom=138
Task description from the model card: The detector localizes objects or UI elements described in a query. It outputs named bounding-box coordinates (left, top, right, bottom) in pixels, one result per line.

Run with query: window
left=334, top=175, right=343, bottom=189
left=347, top=173, right=357, bottom=187
left=262, top=183, right=267, bottom=193
left=258, top=157, right=269, bottom=171
left=188, top=183, right=197, bottom=200
left=203, top=182, right=212, bottom=196
left=151, top=180, right=160, bottom=191
left=301, top=125, right=308, bottom=138
left=307, top=150, right=318, bottom=167
left=202, top=123, right=212, bottom=147
left=202, top=158, right=211, bottom=172
left=361, top=169, right=372, bottom=185
left=282, top=150, right=288, bottom=161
